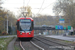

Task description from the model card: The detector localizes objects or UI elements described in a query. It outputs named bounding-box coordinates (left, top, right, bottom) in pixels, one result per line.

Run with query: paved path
left=46, top=35, right=75, bottom=41
left=7, top=38, right=16, bottom=50
left=0, top=35, right=17, bottom=38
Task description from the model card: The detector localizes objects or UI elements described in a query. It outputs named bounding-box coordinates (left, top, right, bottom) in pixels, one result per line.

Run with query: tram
left=16, top=17, right=34, bottom=40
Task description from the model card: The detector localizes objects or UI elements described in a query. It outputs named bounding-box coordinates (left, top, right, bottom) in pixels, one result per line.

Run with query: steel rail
left=20, top=41, right=25, bottom=50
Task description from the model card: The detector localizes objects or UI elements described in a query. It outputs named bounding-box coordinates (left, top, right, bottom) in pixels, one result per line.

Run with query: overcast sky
left=2, top=0, right=56, bottom=16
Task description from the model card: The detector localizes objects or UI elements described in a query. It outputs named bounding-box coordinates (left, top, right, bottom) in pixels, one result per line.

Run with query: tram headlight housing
left=20, top=32, right=22, bottom=34
left=29, top=32, right=31, bottom=34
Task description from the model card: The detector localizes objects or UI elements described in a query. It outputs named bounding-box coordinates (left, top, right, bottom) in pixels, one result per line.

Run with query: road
left=46, top=35, right=75, bottom=41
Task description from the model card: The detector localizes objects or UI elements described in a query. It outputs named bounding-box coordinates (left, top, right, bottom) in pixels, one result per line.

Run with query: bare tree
left=18, top=6, right=32, bottom=18
left=53, top=0, right=75, bottom=27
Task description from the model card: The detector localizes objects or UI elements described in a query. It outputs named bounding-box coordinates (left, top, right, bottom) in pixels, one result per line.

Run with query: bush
left=2, top=31, right=8, bottom=35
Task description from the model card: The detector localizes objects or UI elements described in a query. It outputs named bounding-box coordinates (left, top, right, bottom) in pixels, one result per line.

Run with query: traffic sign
left=58, top=25, right=63, bottom=29
left=55, top=25, right=63, bottom=29
left=64, top=27, right=66, bottom=29
left=67, top=26, right=71, bottom=30
left=55, top=25, right=58, bottom=29
left=59, top=18, right=65, bottom=23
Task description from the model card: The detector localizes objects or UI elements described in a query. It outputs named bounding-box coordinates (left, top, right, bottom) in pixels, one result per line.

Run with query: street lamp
left=7, top=10, right=9, bottom=34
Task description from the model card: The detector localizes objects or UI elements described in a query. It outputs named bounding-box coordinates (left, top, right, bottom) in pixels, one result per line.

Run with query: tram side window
left=31, top=21, right=34, bottom=30
left=17, top=21, right=19, bottom=30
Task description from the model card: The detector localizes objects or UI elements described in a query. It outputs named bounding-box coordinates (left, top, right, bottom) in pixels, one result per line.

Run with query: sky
left=2, top=0, right=57, bottom=16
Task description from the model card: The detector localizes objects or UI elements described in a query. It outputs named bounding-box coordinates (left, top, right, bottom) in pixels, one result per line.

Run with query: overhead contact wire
left=37, top=0, right=45, bottom=14
left=40, top=3, right=54, bottom=13
left=27, top=0, right=30, bottom=6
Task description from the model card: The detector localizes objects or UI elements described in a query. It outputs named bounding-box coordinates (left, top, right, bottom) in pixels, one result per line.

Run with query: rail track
left=20, top=41, right=25, bottom=50
left=15, top=36, right=75, bottom=50
left=19, top=40, right=44, bottom=50
left=31, top=36, right=75, bottom=50
left=34, top=36, right=68, bottom=46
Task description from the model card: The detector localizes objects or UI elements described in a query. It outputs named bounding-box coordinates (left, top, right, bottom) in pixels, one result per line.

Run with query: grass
left=0, top=37, right=14, bottom=50
left=0, top=34, right=17, bottom=36
left=0, top=34, right=12, bottom=36
left=63, top=40, right=73, bottom=43
left=14, top=46, right=21, bottom=50
left=0, top=34, right=8, bottom=36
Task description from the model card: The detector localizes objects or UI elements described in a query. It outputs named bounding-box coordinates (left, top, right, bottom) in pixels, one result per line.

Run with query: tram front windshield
left=20, top=19, right=31, bottom=31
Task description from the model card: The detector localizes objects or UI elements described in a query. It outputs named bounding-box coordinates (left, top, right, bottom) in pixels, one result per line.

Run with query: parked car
left=42, top=25, right=48, bottom=27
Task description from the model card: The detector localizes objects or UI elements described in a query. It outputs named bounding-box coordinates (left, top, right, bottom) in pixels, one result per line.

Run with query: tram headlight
left=29, top=32, right=31, bottom=34
left=20, top=32, right=22, bottom=34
